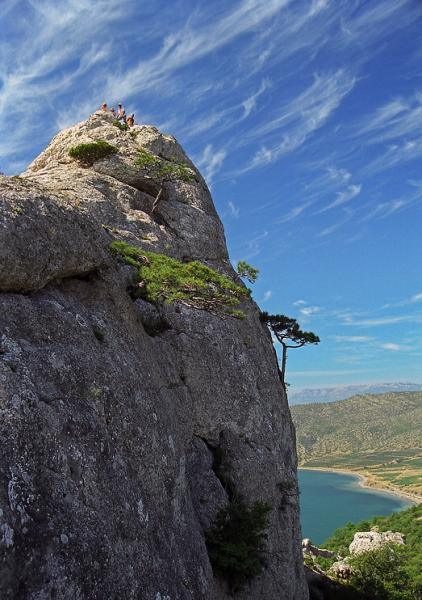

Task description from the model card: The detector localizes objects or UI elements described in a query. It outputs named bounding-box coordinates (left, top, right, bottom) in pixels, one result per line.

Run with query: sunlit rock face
left=0, top=112, right=308, bottom=599
left=349, top=530, right=405, bottom=555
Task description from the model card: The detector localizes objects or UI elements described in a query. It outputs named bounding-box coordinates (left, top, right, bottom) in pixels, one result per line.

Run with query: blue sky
left=1, top=0, right=422, bottom=389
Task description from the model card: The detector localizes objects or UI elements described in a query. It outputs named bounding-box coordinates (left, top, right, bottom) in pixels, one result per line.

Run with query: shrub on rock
left=205, top=499, right=272, bottom=593
left=110, top=240, right=248, bottom=318
left=69, top=140, right=118, bottom=165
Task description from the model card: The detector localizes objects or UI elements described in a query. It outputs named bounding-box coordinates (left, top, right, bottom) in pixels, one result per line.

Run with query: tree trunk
left=280, top=342, right=287, bottom=391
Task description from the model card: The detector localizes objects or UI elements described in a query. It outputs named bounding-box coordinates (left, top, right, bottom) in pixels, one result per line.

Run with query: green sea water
left=298, top=469, right=412, bottom=545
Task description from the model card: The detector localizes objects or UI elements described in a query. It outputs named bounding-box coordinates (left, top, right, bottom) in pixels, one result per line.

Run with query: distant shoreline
left=299, top=466, right=421, bottom=505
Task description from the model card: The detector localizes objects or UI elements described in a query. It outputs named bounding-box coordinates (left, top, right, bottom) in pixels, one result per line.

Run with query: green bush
left=134, top=148, right=161, bottom=169
left=68, top=140, right=118, bottom=165
left=348, top=544, right=414, bottom=600
left=205, top=500, right=272, bottom=593
left=134, top=148, right=196, bottom=182
left=112, top=119, right=128, bottom=131
left=110, top=241, right=248, bottom=318
left=321, top=505, right=422, bottom=600
left=276, top=479, right=297, bottom=510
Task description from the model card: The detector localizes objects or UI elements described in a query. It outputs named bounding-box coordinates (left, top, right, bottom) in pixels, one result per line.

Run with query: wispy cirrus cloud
left=105, top=0, right=293, bottom=99
left=362, top=138, right=422, bottom=176
left=277, top=201, right=312, bottom=223
left=333, top=335, right=372, bottom=343
left=196, top=144, right=227, bottom=185
left=228, top=201, right=240, bottom=218
left=318, top=184, right=362, bottom=213
left=240, top=70, right=356, bottom=172
left=299, top=305, right=321, bottom=316
left=342, top=314, right=422, bottom=327
left=361, top=184, right=422, bottom=221
left=339, top=0, right=418, bottom=43
left=317, top=213, right=352, bottom=237
left=327, top=167, right=352, bottom=183
left=245, top=229, right=269, bottom=259
left=381, top=342, right=410, bottom=352
left=358, top=93, right=422, bottom=141
left=242, top=79, right=271, bottom=118
left=381, top=291, right=422, bottom=309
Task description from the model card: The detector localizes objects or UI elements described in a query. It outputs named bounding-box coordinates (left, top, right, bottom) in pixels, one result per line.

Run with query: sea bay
left=298, top=469, right=412, bottom=545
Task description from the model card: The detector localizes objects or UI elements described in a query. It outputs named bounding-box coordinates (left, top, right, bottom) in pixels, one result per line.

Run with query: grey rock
left=328, top=559, right=354, bottom=580
left=0, top=112, right=308, bottom=599
left=349, top=530, right=405, bottom=555
left=0, top=177, right=110, bottom=292
left=302, top=538, right=337, bottom=559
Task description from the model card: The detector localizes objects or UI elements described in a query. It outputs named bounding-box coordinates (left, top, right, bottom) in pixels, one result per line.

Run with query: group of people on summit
left=101, top=102, right=135, bottom=127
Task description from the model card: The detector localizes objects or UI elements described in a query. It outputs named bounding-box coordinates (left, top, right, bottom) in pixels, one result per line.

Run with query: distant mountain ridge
left=288, top=382, right=422, bottom=405
left=291, top=391, right=422, bottom=497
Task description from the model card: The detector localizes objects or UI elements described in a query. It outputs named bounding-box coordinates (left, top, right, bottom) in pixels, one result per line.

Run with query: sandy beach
left=299, top=466, right=421, bottom=505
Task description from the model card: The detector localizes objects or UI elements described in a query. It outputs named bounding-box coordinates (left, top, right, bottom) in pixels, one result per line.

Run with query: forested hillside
left=319, top=505, right=422, bottom=600
left=291, top=392, right=422, bottom=497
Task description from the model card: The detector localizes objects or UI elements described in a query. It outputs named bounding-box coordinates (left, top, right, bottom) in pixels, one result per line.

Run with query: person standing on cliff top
left=101, top=102, right=108, bottom=111
left=127, top=114, right=135, bottom=127
left=116, top=103, right=126, bottom=123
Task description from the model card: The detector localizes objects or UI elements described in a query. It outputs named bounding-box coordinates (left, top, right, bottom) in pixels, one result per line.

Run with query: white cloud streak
left=380, top=343, right=409, bottom=352
left=228, top=201, right=240, bottom=218
left=277, top=201, right=312, bottom=223
left=334, top=336, right=372, bottom=343
left=196, top=144, right=227, bottom=185
left=299, top=306, right=321, bottom=316
left=319, top=184, right=361, bottom=213
left=240, top=70, right=356, bottom=172
left=242, top=78, right=271, bottom=118
left=105, top=0, right=292, bottom=99
left=343, top=314, right=422, bottom=327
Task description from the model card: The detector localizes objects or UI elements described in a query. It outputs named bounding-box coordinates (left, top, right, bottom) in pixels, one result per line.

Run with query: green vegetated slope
left=319, top=504, right=422, bottom=600
left=291, top=391, right=422, bottom=496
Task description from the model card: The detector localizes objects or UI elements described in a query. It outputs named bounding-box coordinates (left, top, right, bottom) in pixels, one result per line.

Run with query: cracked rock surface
left=0, top=112, right=308, bottom=599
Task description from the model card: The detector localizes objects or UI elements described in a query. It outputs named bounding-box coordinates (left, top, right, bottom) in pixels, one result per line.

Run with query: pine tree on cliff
left=260, top=313, right=320, bottom=390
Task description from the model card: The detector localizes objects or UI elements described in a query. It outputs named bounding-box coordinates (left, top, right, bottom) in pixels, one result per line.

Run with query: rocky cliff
left=0, top=111, right=308, bottom=599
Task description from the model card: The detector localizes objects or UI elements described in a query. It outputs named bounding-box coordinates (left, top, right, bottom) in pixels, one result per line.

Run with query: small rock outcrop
left=0, top=112, right=308, bottom=599
left=349, top=530, right=405, bottom=555
left=302, top=538, right=337, bottom=560
left=328, top=559, right=354, bottom=580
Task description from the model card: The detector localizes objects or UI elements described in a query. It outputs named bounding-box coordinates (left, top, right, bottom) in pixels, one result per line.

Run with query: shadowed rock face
left=0, top=112, right=308, bottom=599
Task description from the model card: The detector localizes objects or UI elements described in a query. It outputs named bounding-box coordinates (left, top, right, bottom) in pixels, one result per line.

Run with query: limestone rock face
left=349, top=530, right=405, bottom=555
left=0, top=112, right=308, bottom=599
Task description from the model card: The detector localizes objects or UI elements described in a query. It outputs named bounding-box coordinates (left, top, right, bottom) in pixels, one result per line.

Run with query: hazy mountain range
left=288, top=382, right=422, bottom=405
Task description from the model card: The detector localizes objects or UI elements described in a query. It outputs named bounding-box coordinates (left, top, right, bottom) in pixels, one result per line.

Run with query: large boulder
left=349, top=530, right=405, bottom=555
left=329, top=559, right=354, bottom=580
